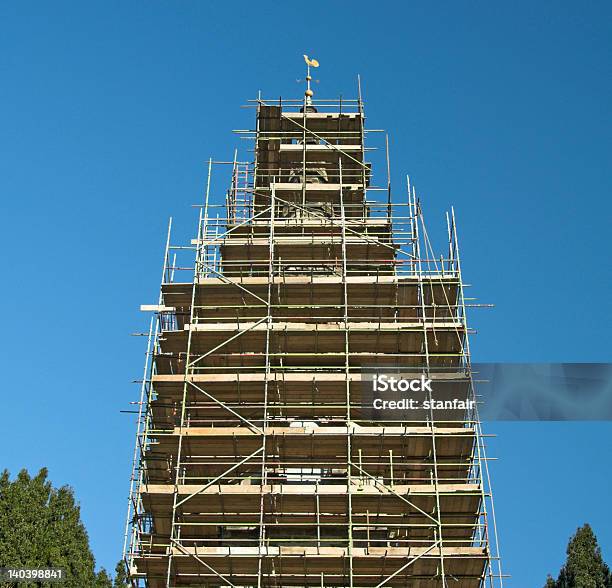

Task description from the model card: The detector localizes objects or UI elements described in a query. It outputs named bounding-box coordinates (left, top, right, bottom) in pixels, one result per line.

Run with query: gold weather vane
left=303, top=54, right=320, bottom=105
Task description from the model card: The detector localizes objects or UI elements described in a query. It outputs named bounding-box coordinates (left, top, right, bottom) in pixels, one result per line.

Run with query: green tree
left=545, top=524, right=612, bottom=588
left=94, top=569, right=113, bottom=588
left=113, top=560, right=130, bottom=588
left=0, top=468, right=112, bottom=588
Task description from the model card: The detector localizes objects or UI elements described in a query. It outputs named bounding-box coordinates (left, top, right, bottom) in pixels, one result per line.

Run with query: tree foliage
left=113, top=560, right=130, bottom=588
left=0, top=468, right=116, bottom=588
left=546, top=524, right=612, bottom=588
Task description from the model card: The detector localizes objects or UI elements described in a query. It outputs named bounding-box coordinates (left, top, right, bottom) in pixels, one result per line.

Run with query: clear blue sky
left=1, top=2, right=611, bottom=585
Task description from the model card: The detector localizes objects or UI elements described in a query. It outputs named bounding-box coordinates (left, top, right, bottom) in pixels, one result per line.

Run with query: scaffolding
left=124, top=78, right=503, bottom=587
